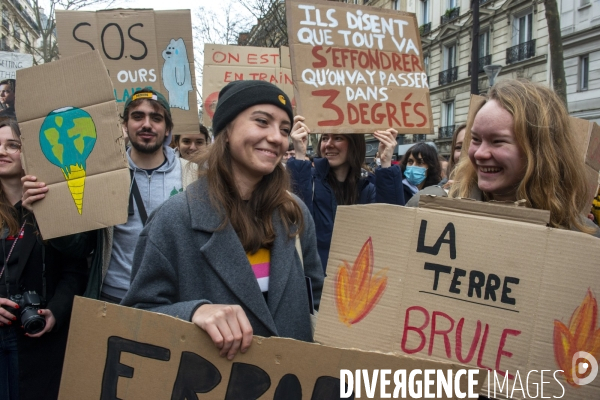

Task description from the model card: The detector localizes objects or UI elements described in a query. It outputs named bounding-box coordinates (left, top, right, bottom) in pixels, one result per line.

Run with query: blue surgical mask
left=404, top=166, right=427, bottom=186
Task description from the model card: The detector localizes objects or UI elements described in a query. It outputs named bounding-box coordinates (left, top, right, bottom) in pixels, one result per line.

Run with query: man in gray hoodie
left=99, top=89, right=196, bottom=303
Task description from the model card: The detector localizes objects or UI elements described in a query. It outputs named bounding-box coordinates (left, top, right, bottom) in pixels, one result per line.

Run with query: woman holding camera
left=0, top=119, right=88, bottom=400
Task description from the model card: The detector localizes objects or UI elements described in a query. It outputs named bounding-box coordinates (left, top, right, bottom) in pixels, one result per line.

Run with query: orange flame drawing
left=335, top=237, right=388, bottom=326
left=553, top=289, right=600, bottom=387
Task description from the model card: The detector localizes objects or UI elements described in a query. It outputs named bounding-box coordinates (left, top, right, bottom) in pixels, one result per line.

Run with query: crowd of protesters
left=0, top=77, right=598, bottom=400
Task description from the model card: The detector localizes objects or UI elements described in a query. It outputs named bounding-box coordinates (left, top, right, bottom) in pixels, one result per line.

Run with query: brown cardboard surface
left=16, top=51, right=129, bottom=239
left=315, top=203, right=600, bottom=399
left=56, top=9, right=199, bottom=135
left=202, top=44, right=294, bottom=128
left=286, top=0, right=432, bottom=134
left=59, top=297, right=483, bottom=399
left=419, top=195, right=551, bottom=226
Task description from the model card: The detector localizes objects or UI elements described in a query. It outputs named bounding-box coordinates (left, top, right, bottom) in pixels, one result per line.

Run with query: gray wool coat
left=121, top=178, right=324, bottom=342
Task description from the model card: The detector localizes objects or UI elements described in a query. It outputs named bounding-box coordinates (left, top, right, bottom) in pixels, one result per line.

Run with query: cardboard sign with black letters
left=58, top=297, right=483, bottom=399
left=56, top=9, right=199, bottom=135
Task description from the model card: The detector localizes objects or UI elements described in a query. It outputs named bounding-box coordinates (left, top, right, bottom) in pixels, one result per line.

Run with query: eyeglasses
left=0, top=142, right=21, bottom=154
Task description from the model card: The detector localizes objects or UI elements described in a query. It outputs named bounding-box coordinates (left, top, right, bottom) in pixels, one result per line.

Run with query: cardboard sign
left=56, top=9, right=199, bottom=135
left=59, top=297, right=483, bottom=399
left=286, top=0, right=432, bottom=134
left=314, top=200, right=600, bottom=399
left=202, top=44, right=294, bottom=129
left=16, top=51, right=129, bottom=239
left=0, top=51, right=33, bottom=79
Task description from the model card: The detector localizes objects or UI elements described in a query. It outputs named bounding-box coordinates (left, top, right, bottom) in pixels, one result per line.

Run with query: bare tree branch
left=6, top=0, right=124, bottom=64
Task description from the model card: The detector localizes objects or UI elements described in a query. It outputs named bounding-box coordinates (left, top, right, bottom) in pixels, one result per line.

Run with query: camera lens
left=21, top=307, right=45, bottom=335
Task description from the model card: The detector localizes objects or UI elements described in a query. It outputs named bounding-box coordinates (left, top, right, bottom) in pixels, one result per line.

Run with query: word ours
left=101, top=336, right=346, bottom=400
left=401, top=220, right=522, bottom=379
left=296, top=5, right=418, bottom=54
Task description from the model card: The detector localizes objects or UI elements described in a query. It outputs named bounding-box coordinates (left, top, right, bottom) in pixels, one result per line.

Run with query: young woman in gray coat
left=121, top=80, right=324, bottom=360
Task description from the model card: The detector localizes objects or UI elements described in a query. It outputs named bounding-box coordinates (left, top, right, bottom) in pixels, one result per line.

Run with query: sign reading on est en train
left=286, top=0, right=433, bottom=134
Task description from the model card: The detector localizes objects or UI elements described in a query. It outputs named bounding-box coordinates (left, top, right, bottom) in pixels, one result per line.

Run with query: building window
left=480, top=30, right=490, bottom=57
left=421, top=0, right=430, bottom=24
left=448, top=0, right=458, bottom=8
left=581, top=0, right=591, bottom=6
left=443, top=101, right=455, bottom=128
left=513, top=12, right=533, bottom=46
left=423, top=54, right=430, bottom=75
left=506, top=10, right=535, bottom=64
left=444, top=44, right=456, bottom=70
left=580, top=55, right=589, bottom=91
left=392, top=0, right=399, bottom=10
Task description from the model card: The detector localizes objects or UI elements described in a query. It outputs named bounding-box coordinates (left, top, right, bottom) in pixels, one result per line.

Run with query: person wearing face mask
left=287, top=117, right=405, bottom=273
left=400, top=142, right=442, bottom=203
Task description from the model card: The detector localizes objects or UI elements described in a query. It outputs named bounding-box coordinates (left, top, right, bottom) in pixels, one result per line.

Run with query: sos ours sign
left=56, top=9, right=199, bottom=135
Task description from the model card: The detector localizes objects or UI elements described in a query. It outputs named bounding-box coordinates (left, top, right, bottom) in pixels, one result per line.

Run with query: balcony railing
left=439, top=66, right=458, bottom=86
left=506, top=39, right=536, bottom=65
left=468, top=54, right=492, bottom=76
left=480, top=0, right=493, bottom=4
left=413, top=134, right=427, bottom=142
left=439, top=125, right=456, bottom=139
left=2, top=18, right=9, bottom=30
left=419, top=22, right=431, bottom=36
left=441, top=7, right=460, bottom=25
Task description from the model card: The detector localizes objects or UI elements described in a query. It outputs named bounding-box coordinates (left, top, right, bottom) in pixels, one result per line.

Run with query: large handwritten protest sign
left=286, top=0, right=432, bottom=134
left=56, top=9, right=199, bottom=135
left=0, top=51, right=33, bottom=80
left=59, top=297, right=483, bottom=399
left=202, top=44, right=294, bottom=128
left=17, top=51, right=129, bottom=239
left=315, top=199, right=600, bottom=399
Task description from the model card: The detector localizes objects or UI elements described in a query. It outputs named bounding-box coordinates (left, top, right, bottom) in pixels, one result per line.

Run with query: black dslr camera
left=3, top=291, right=46, bottom=334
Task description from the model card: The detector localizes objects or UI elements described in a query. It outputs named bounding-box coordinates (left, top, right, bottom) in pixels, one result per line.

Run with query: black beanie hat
left=212, top=80, right=293, bottom=137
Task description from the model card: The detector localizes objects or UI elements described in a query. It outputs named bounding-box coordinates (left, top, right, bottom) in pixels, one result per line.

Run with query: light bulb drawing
left=39, top=107, right=97, bottom=214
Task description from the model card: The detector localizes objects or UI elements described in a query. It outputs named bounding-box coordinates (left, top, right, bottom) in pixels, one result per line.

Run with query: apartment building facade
left=561, top=0, right=600, bottom=124
left=0, top=0, right=41, bottom=58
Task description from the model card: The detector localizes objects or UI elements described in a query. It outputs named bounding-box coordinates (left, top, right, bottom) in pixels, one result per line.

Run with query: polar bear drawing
left=162, top=38, right=192, bottom=110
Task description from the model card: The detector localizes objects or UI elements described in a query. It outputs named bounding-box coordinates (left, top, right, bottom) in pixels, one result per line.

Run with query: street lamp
left=483, top=65, right=502, bottom=87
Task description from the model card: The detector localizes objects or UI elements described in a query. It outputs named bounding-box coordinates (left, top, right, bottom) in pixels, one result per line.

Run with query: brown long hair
left=315, top=134, right=366, bottom=205
left=195, top=127, right=304, bottom=253
left=447, top=123, right=467, bottom=177
left=450, top=79, right=595, bottom=234
left=0, top=119, right=22, bottom=236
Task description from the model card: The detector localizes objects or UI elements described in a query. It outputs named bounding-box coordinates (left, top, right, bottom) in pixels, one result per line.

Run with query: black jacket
left=2, top=209, right=88, bottom=400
